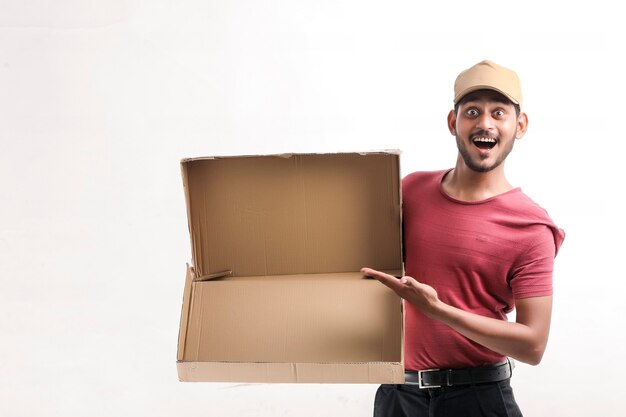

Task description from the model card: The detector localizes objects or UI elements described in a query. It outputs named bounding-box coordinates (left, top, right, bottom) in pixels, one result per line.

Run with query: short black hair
left=454, top=90, right=521, bottom=117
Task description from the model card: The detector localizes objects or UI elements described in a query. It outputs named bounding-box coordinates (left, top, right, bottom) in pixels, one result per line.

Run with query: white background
left=1, top=1, right=624, bottom=416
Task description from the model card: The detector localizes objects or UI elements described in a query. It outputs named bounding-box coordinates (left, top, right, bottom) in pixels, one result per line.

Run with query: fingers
left=400, top=276, right=418, bottom=287
left=362, top=268, right=438, bottom=313
left=361, top=267, right=420, bottom=296
left=361, top=267, right=402, bottom=292
left=187, top=263, right=196, bottom=278
left=362, top=267, right=417, bottom=286
left=361, top=267, right=397, bottom=281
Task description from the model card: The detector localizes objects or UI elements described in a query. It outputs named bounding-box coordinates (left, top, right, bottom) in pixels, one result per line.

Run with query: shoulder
left=502, top=190, right=558, bottom=227
left=403, top=169, right=448, bottom=188
left=496, top=190, right=566, bottom=256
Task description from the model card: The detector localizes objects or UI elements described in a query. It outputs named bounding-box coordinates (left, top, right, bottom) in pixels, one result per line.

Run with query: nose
left=475, top=112, right=496, bottom=132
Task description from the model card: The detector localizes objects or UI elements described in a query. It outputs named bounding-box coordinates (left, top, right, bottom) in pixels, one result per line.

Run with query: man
left=362, top=60, right=565, bottom=417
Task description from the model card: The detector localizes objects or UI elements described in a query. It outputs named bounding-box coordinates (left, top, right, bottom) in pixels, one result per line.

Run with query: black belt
left=405, top=359, right=514, bottom=389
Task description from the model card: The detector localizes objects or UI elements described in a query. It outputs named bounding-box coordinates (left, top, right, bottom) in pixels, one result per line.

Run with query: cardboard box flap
left=181, top=152, right=402, bottom=278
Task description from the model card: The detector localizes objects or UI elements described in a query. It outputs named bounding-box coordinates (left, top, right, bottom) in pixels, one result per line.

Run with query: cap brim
left=454, top=85, right=520, bottom=106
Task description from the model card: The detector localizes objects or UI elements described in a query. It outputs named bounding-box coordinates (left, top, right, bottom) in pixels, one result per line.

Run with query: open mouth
left=472, top=137, right=497, bottom=150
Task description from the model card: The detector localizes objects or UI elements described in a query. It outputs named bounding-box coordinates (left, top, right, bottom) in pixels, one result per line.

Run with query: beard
left=456, top=129, right=516, bottom=173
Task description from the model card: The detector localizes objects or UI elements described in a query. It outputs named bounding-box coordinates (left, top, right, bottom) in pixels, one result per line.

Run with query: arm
left=361, top=267, right=552, bottom=365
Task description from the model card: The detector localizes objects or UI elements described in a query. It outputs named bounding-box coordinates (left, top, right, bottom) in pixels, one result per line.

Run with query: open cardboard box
left=177, top=152, right=405, bottom=383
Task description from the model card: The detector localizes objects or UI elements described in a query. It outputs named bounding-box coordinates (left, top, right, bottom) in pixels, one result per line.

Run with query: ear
left=447, top=109, right=456, bottom=135
left=515, top=112, right=529, bottom=139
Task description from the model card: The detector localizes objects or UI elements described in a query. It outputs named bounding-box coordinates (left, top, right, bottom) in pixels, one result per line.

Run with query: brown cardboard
left=177, top=152, right=404, bottom=383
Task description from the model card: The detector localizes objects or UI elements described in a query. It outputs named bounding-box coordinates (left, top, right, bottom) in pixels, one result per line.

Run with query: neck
left=442, top=158, right=514, bottom=202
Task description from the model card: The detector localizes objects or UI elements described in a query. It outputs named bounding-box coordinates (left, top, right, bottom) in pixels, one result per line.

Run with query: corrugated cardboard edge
left=177, top=361, right=405, bottom=384
left=397, top=154, right=406, bottom=370
left=179, top=149, right=402, bottom=164
left=180, top=162, right=197, bottom=273
left=176, top=264, right=194, bottom=361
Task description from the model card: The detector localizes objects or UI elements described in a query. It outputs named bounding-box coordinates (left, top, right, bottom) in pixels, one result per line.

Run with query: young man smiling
left=362, top=60, right=565, bottom=417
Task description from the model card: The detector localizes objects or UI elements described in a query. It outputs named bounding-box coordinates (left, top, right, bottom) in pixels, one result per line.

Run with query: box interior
left=178, top=153, right=403, bottom=375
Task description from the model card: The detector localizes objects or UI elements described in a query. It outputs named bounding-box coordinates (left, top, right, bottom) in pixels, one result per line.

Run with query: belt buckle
left=418, top=368, right=440, bottom=389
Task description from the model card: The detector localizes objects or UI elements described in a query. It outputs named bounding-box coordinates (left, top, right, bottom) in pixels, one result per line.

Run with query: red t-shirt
left=402, top=170, right=565, bottom=371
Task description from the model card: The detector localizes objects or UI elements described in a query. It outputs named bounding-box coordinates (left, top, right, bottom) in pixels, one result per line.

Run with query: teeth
left=473, top=137, right=496, bottom=143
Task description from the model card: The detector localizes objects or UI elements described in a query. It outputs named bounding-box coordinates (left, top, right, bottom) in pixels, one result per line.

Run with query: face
left=448, top=90, right=528, bottom=173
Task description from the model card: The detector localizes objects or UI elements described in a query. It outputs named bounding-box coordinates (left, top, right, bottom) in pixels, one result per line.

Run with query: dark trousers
left=373, top=379, right=523, bottom=417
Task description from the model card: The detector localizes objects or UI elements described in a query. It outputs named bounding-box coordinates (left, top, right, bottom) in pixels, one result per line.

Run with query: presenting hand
left=361, top=267, right=441, bottom=319
left=361, top=268, right=554, bottom=365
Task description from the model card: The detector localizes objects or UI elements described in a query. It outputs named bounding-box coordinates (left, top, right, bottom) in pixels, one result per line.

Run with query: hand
left=361, top=268, right=553, bottom=365
left=361, top=267, right=441, bottom=318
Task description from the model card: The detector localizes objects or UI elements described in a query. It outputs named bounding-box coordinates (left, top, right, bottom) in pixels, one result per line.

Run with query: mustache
left=470, top=130, right=499, bottom=140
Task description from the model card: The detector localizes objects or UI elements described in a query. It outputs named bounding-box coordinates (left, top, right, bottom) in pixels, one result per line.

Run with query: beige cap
left=453, top=60, right=522, bottom=108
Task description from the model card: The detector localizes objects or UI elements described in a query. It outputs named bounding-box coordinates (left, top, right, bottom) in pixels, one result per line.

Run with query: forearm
left=360, top=268, right=552, bottom=366
left=430, top=298, right=551, bottom=365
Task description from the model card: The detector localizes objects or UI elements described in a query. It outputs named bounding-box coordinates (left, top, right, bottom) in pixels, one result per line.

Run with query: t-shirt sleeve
left=509, top=225, right=556, bottom=299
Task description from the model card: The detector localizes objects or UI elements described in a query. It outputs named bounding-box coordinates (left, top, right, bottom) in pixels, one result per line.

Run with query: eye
left=465, top=108, right=479, bottom=117
left=493, top=109, right=505, bottom=118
